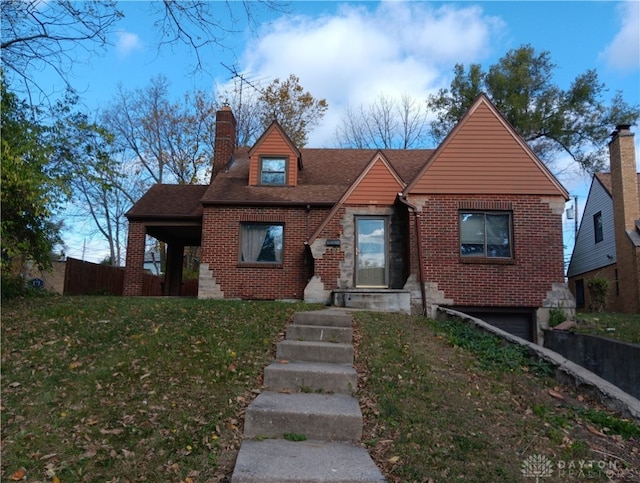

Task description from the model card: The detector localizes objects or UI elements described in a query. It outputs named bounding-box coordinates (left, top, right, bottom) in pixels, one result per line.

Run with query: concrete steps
left=243, top=392, right=362, bottom=440
left=276, top=339, right=354, bottom=364
left=232, top=439, right=386, bottom=483
left=286, top=324, right=353, bottom=343
left=231, top=309, right=385, bottom=483
left=264, top=360, right=357, bottom=394
left=292, top=310, right=353, bottom=327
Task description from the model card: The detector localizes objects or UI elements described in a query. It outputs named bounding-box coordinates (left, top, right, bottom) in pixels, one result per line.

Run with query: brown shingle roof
left=201, top=148, right=432, bottom=205
left=126, top=184, right=208, bottom=219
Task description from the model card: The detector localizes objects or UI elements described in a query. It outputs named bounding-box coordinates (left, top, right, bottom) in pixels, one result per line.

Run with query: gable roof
left=249, top=120, right=302, bottom=169
left=307, top=151, right=408, bottom=243
left=201, top=148, right=431, bottom=206
left=405, top=94, right=569, bottom=200
left=343, top=151, right=405, bottom=204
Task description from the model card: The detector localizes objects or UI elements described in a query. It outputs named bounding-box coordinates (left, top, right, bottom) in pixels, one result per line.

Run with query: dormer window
left=260, top=157, right=287, bottom=185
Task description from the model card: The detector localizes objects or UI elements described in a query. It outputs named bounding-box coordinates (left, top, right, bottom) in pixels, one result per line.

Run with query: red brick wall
left=200, top=205, right=329, bottom=299
left=123, top=221, right=146, bottom=296
left=410, top=194, right=566, bottom=307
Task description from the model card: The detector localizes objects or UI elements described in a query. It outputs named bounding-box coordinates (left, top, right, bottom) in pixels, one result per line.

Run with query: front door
left=355, top=217, right=388, bottom=287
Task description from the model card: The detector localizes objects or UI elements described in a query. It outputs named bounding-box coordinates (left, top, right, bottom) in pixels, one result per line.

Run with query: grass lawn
left=354, top=312, right=640, bottom=482
left=2, top=296, right=639, bottom=482
left=572, top=312, right=640, bottom=345
left=1, top=296, right=314, bottom=482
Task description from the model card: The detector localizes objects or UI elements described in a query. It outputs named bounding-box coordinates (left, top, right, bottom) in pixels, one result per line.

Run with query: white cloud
left=599, top=0, right=640, bottom=72
left=115, top=30, right=143, bottom=58
left=238, top=1, right=504, bottom=145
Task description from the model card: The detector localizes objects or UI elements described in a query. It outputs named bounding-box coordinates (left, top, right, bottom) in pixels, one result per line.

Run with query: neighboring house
left=144, top=249, right=162, bottom=275
left=124, top=94, right=574, bottom=342
left=567, top=125, right=640, bottom=313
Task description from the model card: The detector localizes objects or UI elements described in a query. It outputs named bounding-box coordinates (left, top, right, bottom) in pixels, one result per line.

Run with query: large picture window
left=460, top=212, right=512, bottom=259
left=260, top=158, right=287, bottom=185
left=240, top=223, right=284, bottom=263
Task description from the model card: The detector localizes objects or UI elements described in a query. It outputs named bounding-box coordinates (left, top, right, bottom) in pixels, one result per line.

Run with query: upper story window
left=460, top=211, right=513, bottom=259
left=260, top=157, right=287, bottom=185
left=593, top=211, right=603, bottom=243
left=239, top=223, right=284, bottom=264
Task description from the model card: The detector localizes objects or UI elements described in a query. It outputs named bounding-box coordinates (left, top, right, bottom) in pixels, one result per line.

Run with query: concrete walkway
left=231, top=310, right=386, bottom=482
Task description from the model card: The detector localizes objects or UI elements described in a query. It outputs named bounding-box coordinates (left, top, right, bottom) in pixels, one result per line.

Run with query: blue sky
left=29, top=1, right=639, bottom=265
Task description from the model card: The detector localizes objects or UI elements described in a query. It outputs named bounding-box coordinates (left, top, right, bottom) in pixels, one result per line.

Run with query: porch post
left=164, top=242, right=185, bottom=296
left=123, top=221, right=146, bottom=296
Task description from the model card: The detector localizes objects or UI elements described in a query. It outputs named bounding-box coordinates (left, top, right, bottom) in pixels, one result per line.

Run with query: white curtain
left=273, top=228, right=283, bottom=262
left=241, top=225, right=269, bottom=262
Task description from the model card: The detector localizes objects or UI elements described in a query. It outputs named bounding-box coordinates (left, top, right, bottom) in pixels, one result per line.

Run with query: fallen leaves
left=548, top=388, right=565, bottom=400
left=9, top=468, right=25, bottom=480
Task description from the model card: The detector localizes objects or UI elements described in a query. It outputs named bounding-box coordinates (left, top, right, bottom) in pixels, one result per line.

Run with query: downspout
left=398, top=193, right=427, bottom=316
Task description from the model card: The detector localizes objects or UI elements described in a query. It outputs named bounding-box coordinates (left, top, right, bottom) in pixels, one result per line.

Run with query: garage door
left=451, top=307, right=535, bottom=342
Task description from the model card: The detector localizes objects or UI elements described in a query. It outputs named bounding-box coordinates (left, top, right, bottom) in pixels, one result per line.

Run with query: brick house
left=124, top=94, right=574, bottom=341
left=567, top=125, right=640, bottom=313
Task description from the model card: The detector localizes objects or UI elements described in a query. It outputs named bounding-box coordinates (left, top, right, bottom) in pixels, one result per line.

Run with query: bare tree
left=71, top=161, right=135, bottom=267
left=1, top=1, right=121, bottom=101
left=336, top=93, right=432, bottom=149
left=101, top=75, right=216, bottom=187
left=1, top=0, right=286, bottom=100
left=215, top=74, right=265, bottom=147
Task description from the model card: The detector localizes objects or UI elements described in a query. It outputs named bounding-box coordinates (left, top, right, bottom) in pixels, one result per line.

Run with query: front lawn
left=2, top=297, right=638, bottom=482
left=1, top=296, right=312, bottom=482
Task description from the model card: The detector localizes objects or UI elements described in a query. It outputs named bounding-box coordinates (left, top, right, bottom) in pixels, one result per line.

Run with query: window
left=460, top=212, right=512, bottom=259
left=593, top=211, right=603, bottom=243
left=260, top=158, right=287, bottom=185
left=240, top=223, right=283, bottom=263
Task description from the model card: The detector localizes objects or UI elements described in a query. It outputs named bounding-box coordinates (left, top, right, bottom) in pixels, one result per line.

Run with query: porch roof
left=126, top=184, right=208, bottom=219
left=125, top=184, right=208, bottom=245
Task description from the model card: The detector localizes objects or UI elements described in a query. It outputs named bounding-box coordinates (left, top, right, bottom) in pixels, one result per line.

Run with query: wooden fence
left=64, top=258, right=198, bottom=296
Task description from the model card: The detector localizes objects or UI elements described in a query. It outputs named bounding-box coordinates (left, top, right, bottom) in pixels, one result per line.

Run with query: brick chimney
left=609, top=124, right=639, bottom=233
left=608, top=124, right=640, bottom=312
left=212, top=105, right=236, bottom=180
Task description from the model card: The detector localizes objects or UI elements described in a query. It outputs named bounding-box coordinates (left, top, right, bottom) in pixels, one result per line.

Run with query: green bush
left=1, top=273, right=53, bottom=300
left=549, top=307, right=567, bottom=327
left=587, top=277, right=609, bottom=312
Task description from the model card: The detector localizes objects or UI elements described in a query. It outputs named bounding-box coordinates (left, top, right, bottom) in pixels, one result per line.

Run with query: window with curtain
left=240, top=223, right=284, bottom=263
left=460, top=212, right=512, bottom=259
left=260, top=158, right=287, bottom=185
